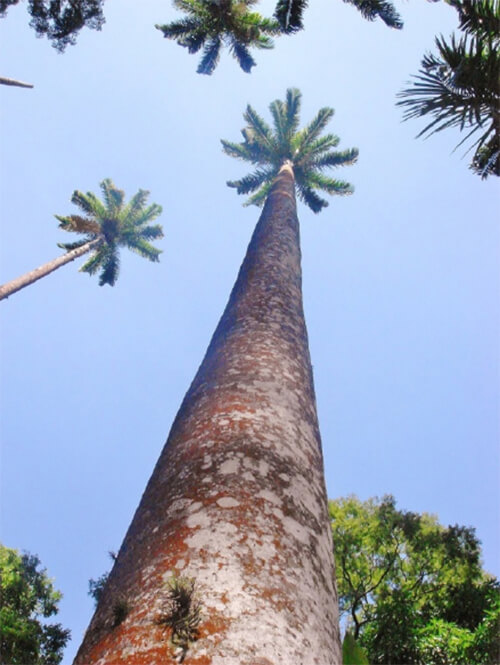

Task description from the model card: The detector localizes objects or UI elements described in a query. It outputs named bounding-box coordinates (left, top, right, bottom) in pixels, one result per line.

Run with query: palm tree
left=0, top=179, right=163, bottom=301
left=74, top=89, right=356, bottom=664
left=397, top=0, right=499, bottom=178
left=155, top=0, right=281, bottom=74
left=274, top=0, right=402, bottom=34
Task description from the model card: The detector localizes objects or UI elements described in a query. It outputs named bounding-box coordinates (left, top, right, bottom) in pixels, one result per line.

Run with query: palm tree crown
left=221, top=87, right=359, bottom=212
left=56, top=178, right=163, bottom=286
left=397, top=0, right=499, bottom=178
left=156, top=0, right=281, bottom=74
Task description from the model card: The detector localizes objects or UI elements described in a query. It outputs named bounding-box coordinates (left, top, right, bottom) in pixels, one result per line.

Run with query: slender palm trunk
left=74, top=162, right=341, bottom=664
left=0, top=76, right=34, bottom=88
left=0, top=239, right=100, bottom=301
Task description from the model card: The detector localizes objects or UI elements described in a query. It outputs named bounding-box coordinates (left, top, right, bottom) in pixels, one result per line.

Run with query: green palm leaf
left=397, top=0, right=499, bottom=178
left=343, top=0, right=403, bottom=29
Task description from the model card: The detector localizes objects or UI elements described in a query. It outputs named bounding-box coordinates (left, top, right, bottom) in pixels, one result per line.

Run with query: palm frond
left=129, top=203, right=164, bottom=228
left=295, top=107, right=335, bottom=157
left=57, top=238, right=90, bottom=251
left=98, top=247, right=120, bottom=287
left=55, top=214, right=100, bottom=235
left=221, top=138, right=263, bottom=164
left=302, top=170, right=355, bottom=195
left=70, top=190, right=106, bottom=218
left=100, top=179, right=124, bottom=212
left=285, top=87, right=302, bottom=136
left=155, top=18, right=202, bottom=40
left=456, top=0, right=500, bottom=40
left=312, top=147, right=359, bottom=169
left=274, top=0, right=308, bottom=33
left=125, top=237, right=162, bottom=262
left=79, top=249, right=104, bottom=276
left=136, top=224, right=164, bottom=241
left=343, top=0, right=403, bottom=29
left=243, top=104, right=277, bottom=155
left=227, top=167, right=276, bottom=195
left=242, top=180, right=274, bottom=207
left=297, top=185, right=328, bottom=213
left=230, top=40, right=256, bottom=73
left=197, top=36, right=221, bottom=74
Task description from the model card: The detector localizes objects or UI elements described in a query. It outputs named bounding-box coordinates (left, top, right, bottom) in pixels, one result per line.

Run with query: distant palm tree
left=73, top=90, right=356, bottom=664
left=397, top=0, right=499, bottom=178
left=221, top=87, right=359, bottom=211
left=274, top=0, right=402, bottom=34
left=156, top=0, right=281, bottom=74
left=0, top=179, right=163, bottom=301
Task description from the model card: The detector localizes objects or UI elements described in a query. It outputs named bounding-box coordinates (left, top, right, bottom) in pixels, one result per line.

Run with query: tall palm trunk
left=74, top=162, right=341, bottom=665
left=0, top=239, right=101, bottom=301
left=0, top=76, right=34, bottom=88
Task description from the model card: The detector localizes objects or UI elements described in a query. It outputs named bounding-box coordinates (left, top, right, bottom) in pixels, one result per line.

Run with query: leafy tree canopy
left=330, top=495, right=500, bottom=665
left=0, top=0, right=105, bottom=51
left=0, top=544, right=70, bottom=665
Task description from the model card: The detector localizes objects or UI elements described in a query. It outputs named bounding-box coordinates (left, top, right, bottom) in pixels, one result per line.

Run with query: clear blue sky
left=1, top=1, right=498, bottom=662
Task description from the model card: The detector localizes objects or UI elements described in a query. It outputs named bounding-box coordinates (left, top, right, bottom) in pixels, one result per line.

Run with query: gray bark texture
left=0, top=240, right=99, bottom=301
left=74, top=163, right=342, bottom=665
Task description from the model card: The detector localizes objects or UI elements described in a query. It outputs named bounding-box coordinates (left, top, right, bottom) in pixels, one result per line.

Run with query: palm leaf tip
left=275, top=0, right=308, bottom=33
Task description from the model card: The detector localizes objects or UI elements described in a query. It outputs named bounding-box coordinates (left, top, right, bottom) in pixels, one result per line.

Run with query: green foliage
left=221, top=87, right=358, bottom=212
left=56, top=178, right=164, bottom=287
left=342, top=630, right=369, bottom=664
left=156, top=0, right=281, bottom=74
left=398, top=0, right=499, bottom=178
left=155, top=575, right=202, bottom=657
left=88, top=572, right=109, bottom=606
left=274, top=0, right=402, bottom=34
left=0, top=0, right=105, bottom=51
left=0, top=544, right=70, bottom=665
left=331, top=495, right=500, bottom=665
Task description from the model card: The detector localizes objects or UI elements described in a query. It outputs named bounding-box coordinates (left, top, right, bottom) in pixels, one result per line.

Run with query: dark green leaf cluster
left=0, top=544, right=70, bottom=665
left=155, top=576, right=202, bottom=655
left=330, top=495, right=500, bottom=665
left=274, top=0, right=402, bottom=34
left=398, top=0, right=499, bottom=178
left=221, top=88, right=358, bottom=212
left=156, top=0, right=281, bottom=74
left=0, top=0, right=105, bottom=51
left=56, top=178, right=164, bottom=287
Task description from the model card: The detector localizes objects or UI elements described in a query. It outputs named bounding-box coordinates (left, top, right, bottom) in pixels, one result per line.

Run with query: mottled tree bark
left=74, top=162, right=341, bottom=665
left=0, top=239, right=100, bottom=301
